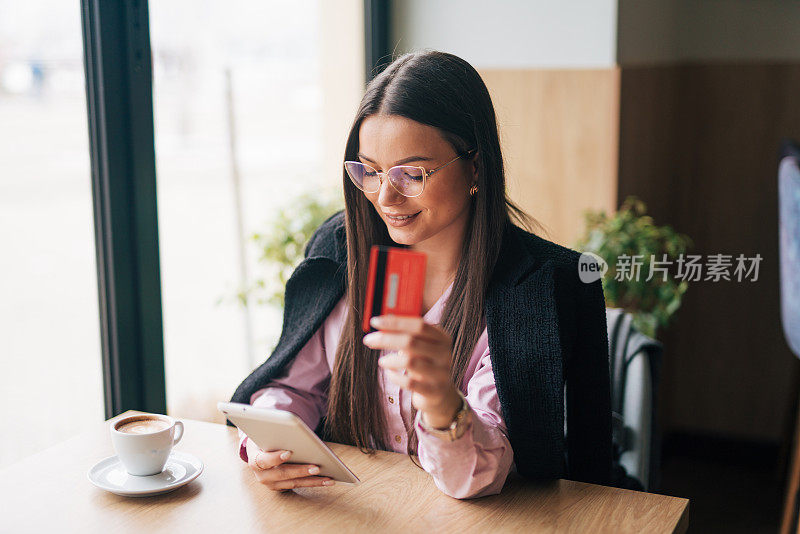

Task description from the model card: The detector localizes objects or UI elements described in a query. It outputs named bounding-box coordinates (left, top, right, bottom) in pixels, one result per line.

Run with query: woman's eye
left=364, top=170, right=378, bottom=177
left=404, top=172, right=423, bottom=181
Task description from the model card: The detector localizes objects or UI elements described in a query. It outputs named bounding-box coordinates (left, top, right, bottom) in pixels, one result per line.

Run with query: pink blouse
left=237, top=283, right=515, bottom=498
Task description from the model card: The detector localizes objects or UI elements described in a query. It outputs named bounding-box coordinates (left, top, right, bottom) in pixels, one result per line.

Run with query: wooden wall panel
left=619, top=63, right=800, bottom=441
left=479, top=69, right=620, bottom=247
left=474, top=64, right=797, bottom=441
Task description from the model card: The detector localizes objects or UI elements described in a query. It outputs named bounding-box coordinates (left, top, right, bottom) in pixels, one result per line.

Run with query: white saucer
left=88, top=450, right=203, bottom=497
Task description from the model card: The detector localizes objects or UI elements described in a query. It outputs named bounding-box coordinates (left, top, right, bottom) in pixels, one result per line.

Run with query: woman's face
left=357, top=114, right=477, bottom=248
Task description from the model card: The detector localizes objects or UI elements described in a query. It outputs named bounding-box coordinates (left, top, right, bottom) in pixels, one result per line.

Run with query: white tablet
left=218, top=401, right=360, bottom=485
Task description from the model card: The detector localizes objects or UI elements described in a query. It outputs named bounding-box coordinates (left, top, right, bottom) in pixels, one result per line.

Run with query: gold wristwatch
left=420, top=390, right=472, bottom=441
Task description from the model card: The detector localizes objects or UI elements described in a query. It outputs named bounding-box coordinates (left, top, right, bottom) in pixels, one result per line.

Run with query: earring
left=469, top=184, right=478, bottom=196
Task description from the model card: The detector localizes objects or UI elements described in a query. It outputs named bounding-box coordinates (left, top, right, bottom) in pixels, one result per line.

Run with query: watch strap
left=419, top=390, right=471, bottom=441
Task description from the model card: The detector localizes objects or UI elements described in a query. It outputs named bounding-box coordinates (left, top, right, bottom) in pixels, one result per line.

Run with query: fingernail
left=370, top=316, right=383, bottom=328
left=363, top=333, right=376, bottom=345
left=323, top=480, right=335, bottom=486
left=280, top=451, right=292, bottom=461
left=308, top=465, right=320, bottom=475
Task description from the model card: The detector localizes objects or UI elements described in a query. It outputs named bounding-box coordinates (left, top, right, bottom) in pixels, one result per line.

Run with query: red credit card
left=362, top=246, right=427, bottom=333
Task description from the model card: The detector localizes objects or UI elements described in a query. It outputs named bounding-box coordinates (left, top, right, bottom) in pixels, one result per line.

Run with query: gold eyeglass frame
left=344, top=148, right=477, bottom=198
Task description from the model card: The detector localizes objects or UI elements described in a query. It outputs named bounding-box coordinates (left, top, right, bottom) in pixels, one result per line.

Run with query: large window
left=0, top=1, right=103, bottom=468
left=149, top=0, right=364, bottom=423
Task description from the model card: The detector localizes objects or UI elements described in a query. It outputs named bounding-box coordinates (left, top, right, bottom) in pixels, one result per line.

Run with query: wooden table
left=0, top=411, right=689, bottom=533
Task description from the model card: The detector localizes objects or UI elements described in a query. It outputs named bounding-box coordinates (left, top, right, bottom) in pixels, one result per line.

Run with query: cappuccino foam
left=117, top=417, right=170, bottom=434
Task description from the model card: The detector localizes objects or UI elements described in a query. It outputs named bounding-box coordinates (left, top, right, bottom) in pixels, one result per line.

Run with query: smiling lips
left=384, top=210, right=421, bottom=226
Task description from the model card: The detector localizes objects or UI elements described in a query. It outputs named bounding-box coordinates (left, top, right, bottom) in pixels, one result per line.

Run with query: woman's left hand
left=363, top=315, right=462, bottom=429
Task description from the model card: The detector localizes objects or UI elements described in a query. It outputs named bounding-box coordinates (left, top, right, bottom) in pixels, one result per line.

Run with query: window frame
left=81, top=0, right=166, bottom=418
left=80, top=0, right=388, bottom=420
left=365, top=0, right=391, bottom=82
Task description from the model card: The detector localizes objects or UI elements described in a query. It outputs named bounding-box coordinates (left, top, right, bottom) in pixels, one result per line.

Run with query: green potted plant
left=238, top=190, right=343, bottom=309
left=574, top=196, right=693, bottom=338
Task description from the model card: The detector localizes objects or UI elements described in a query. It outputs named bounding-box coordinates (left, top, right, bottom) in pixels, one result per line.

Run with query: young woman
left=229, top=50, right=612, bottom=499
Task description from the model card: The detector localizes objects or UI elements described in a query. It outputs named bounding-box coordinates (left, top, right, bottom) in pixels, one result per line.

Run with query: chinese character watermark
left=578, top=253, right=763, bottom=283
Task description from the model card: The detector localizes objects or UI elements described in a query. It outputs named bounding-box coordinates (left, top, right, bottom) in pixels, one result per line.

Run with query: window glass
left=149, top=0, right=363, bottom=423
left=0, top=1, right=104, bottom=468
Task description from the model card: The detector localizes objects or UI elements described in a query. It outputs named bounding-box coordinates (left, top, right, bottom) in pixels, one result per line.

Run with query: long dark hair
left=324, top=50, right=542, bottom=455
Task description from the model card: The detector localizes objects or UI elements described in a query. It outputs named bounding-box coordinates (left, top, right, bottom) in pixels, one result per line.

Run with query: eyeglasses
left=344, top=149, right=477, bottom=198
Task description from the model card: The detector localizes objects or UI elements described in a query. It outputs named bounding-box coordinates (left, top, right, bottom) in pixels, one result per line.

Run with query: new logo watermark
left=578, top=252, right=608, bottom=284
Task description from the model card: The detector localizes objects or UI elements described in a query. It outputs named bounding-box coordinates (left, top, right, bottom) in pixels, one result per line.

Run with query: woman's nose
left=377, top=173, right=404, bottom=205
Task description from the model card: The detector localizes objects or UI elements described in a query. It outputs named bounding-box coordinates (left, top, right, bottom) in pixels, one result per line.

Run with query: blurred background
left=2, top=1, right=800, bottom=532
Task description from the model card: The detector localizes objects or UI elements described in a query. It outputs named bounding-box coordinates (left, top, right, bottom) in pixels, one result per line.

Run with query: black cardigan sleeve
left=565, top=277, right=613, bottom=485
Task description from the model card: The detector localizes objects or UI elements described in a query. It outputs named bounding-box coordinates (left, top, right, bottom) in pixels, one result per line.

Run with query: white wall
left=391, top=0, right=800, bottom=69
left=391, top=0, right=619, bottom=69
left=618, top=0, right=800, bottom=65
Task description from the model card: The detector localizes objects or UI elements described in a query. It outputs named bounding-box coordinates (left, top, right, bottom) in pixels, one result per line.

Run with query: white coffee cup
left=110, top=413, right=184, bottom=476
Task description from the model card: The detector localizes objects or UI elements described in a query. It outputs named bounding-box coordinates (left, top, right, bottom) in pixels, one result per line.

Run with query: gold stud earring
left=469, top=184, right=478, bottom=196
